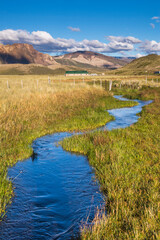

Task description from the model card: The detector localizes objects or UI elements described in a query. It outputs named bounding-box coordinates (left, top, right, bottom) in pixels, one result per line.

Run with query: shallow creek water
left=0, top=96, right=152, bottom=240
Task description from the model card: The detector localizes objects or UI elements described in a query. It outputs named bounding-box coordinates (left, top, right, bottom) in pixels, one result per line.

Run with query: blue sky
left=0, top=0, right=160, bottom=57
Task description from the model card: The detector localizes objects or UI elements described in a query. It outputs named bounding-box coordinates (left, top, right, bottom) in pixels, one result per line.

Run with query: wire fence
left=0, top=75, right=160, bottom=93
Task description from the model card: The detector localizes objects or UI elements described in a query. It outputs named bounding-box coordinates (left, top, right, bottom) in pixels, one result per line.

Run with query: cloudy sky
left=0, top=0, right=160, bottom=57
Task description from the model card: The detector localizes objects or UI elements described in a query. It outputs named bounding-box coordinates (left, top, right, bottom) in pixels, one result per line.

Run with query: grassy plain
left=0, top=73, right=160, bottom=85
left=0, top=75, right=159, bottom=239
left=62, top=87, right=160, bottom=239
left=0, top=75, right=137, bottom=219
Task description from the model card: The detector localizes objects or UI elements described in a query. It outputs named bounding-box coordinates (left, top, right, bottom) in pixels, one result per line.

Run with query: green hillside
left=112, top=54, right=160, bottom=75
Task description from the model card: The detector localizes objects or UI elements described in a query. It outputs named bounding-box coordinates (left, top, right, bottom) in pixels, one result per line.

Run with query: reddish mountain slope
left=55, top=51, right=132, bottom=69
left=0, top=43, right=57, bottom=65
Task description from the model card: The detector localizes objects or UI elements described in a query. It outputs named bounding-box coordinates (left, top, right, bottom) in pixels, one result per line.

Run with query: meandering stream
left=0, top=96, right=152, bottom=240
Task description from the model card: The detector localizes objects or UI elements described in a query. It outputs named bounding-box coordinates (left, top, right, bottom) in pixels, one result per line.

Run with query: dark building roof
left=66, top=71, right=88, bottom=74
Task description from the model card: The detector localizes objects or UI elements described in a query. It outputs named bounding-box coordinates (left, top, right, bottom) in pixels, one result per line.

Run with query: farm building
left=65, top=71, right=89, bottom=76
left=154, top=71, right=160, bottom=75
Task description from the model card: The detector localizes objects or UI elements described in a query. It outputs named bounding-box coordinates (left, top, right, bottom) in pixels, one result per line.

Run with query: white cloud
left=135, top=53, right=145, bottom=58
left=107, top=41, right=134, bottom=51
left=0, top=29, right=54, bottom=46
left=1, top=29, right=160, bottom=57
left=106, top=36, right=141, bottom=44
left=139, top=40, right=160, bottom=54
left=150, top=23, right=155, bottom=29
left=151, top=16, right=160, bottom=20
left=68, top=26, right=80, bottom=32
left=0, top=29, right=139, bottom=54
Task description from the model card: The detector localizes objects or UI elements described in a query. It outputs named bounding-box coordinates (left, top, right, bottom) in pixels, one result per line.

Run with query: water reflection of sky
left=0, top=132, right=104, bottom=240
left=104, top=96, right=152, bottom=130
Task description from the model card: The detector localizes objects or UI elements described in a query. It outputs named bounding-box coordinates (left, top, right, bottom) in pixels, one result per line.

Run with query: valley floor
left=0, top=81, right=135, bottom=219
left=0, top=76, right=159, bottom=239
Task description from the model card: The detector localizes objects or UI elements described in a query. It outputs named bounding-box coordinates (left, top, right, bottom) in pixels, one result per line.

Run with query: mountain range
left=0, top=43, right=133, bottom=74
left=0, top=43, right=159, bottom=75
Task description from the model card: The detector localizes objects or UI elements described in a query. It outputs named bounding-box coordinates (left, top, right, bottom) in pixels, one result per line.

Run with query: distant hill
left=0, top=64, right=65, bottom=75
left=54, top=51, right=132, bottom=69
left=0, top=62, right=104, bottom=75
left=113, top=54, right=160, bottom=75
left=54, top=58, right=100, bottom=70
left=115, top=56, right=136, bottom=60
left=0, top=63, right=91, bottom=75
left=0, top=43, right=58, bottom=66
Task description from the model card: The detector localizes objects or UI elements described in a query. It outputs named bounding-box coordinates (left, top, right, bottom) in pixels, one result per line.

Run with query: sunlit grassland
left=0, top=75, right=137, bottom=219
left=0, top=74, right=160, bottom=84
left=0, top=75, right=160, bottom=98
left=62, top=87, right=160, bottom=239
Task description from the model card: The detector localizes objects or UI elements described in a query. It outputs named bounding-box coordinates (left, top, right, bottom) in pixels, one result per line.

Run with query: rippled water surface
left=0, top=96, right=152, bottom=240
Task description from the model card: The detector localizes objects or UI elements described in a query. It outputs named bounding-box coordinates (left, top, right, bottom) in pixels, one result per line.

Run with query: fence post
left=48, top=76, right=51, bottom=85
left=7, top=80, right=10, bottom=89
left=109, top=80, right=112, bottom=91
left=21, top=80, right=23, bottom=88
